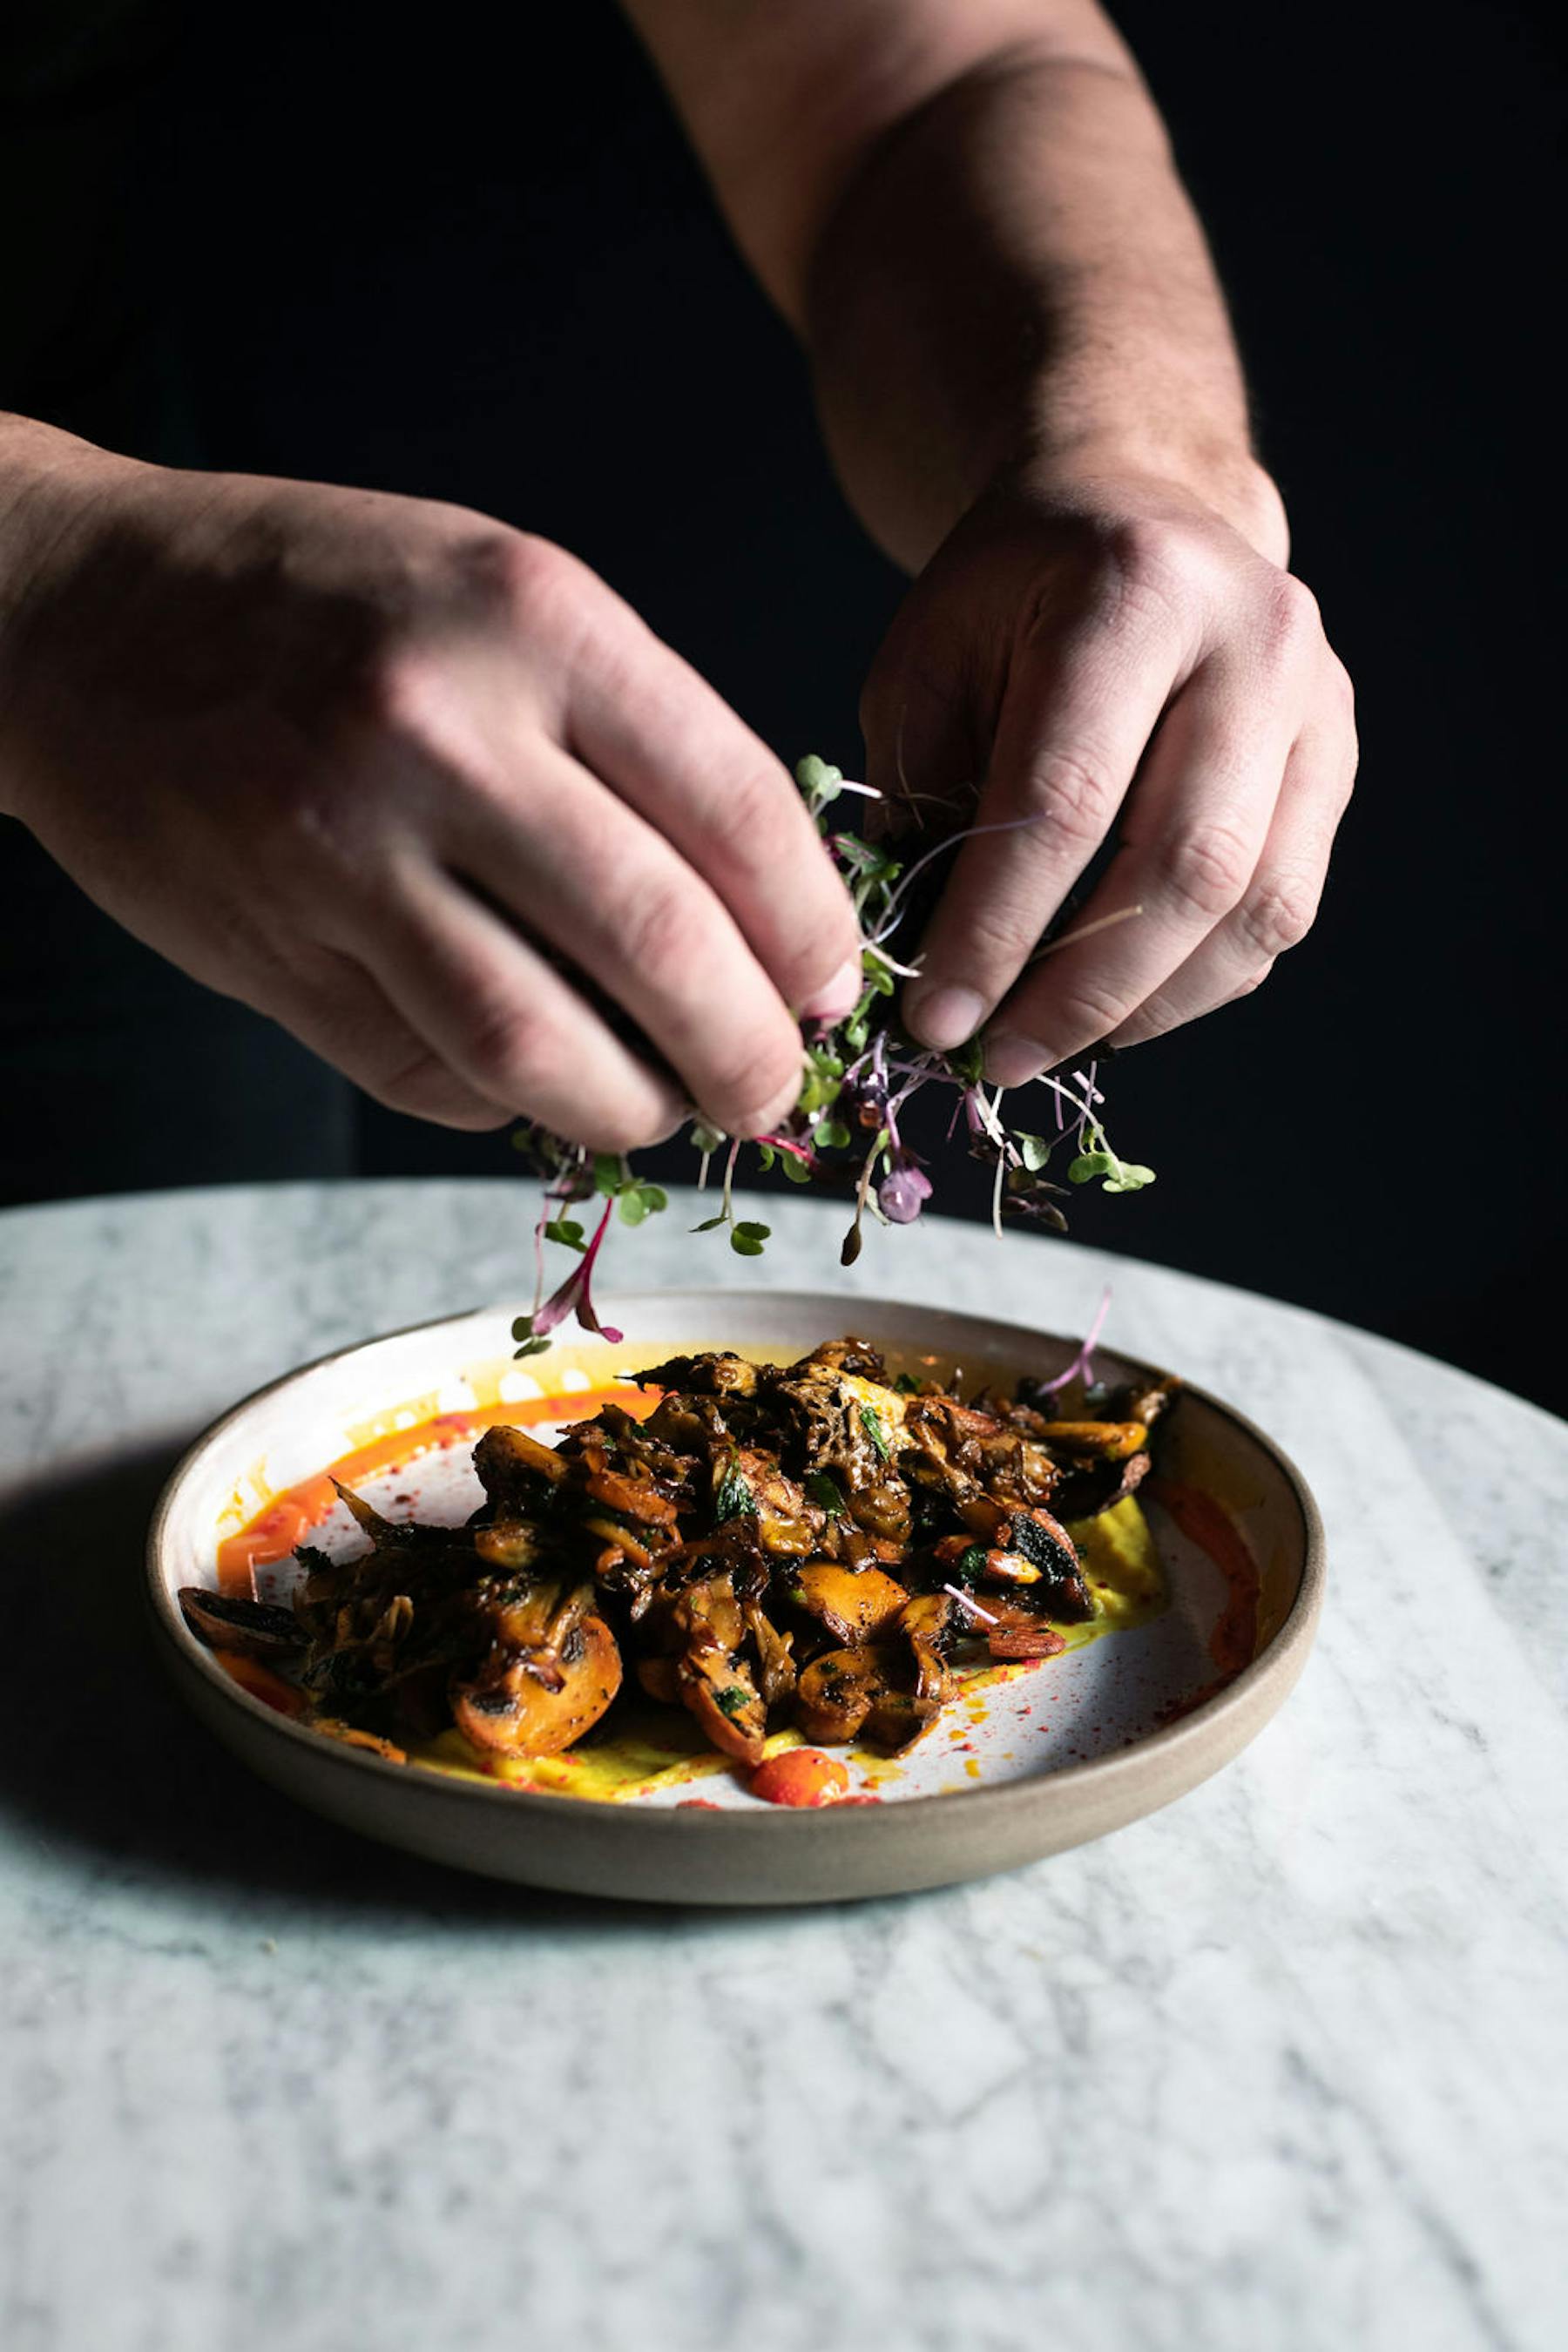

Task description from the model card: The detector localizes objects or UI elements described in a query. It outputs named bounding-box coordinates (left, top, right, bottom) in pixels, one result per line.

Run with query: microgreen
left=509, top=755, right=1155, bottom=1348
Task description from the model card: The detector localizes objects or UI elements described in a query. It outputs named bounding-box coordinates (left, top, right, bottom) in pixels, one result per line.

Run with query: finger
left=351, top=862, right=693, bottom=1152
left=901, top=584, right=1186, bottom=1051
left=253, top=948, right=518, bottom=1131
left=979, top=646, right=1301, bottom=1086
left=441, top=739, right=808, bottom=1138
left=554, top=582, right=863, bottom=1020
left=1105, top=701, right=1358, bottom=1048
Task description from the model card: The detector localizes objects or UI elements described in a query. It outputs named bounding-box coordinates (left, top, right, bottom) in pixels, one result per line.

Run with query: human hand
left=861, top=469, right=1357, bottom=1084
left=0, top=441, right=862, bottom=1146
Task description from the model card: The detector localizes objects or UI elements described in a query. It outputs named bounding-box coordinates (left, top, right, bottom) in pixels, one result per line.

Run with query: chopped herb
left=859, top=1403, right=891, bottom=1463
left=955, top=1544, right=990, bottom=1584
left=804, top=1470, right=846, bottom=1516
left=714, top=1684, right=752, bottom=1721
left=713, top=1455, right=756, bottom=1523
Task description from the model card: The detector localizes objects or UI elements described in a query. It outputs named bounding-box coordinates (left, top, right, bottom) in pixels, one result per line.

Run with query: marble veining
left=1, top=1181, right=1565, bottom=2352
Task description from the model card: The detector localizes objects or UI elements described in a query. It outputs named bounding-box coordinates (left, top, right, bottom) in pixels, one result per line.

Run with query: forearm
left=804, top=46, right=1287, bottom=571
left=0, top=413, right=130, bottom=815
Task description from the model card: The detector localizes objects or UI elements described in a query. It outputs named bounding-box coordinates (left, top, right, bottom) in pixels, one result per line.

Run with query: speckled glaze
left=3, top=1182, right=1566, bottom=2352
left=145, top=1292, right=1323, bottom=1901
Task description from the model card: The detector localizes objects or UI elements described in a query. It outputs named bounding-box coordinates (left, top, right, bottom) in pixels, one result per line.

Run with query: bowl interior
left=150, top=1290, right=1315, bottom=1815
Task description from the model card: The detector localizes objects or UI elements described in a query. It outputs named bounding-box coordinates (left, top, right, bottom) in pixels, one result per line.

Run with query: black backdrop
left=15, top=1, right=1568, bottom=1411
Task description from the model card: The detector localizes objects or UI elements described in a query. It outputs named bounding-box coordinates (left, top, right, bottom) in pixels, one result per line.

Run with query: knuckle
left=1152, top=819, right=1255, bottom=923
left=1047, top=972, right=1140, bottom=1052
left=618, top=878, right=706, bottom=980
left=1236, top=869, right=1319, bottom=958
left=704, top=1028, right=802, bottom=1127
left=1259, top=573, right=1321, bottom=663
left=369, top=1044, right=506, bottom=1130
left=484, top=529, right=581, bottom=622
left=458, top=993, right=560, bottom=1108
left=577, top=1098, right=677, bottom=1155
left=1092, top=517, right=1187, bottom=628
left=1017, top=746, right=1116, bottom=850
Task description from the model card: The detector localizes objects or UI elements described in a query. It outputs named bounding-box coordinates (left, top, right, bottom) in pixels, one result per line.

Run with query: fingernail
left=905, top=983, right=984, bottom=1052
left=983, top=1031, right=1051, bottom=1089
left=799, top=955, right=864, bottom=1023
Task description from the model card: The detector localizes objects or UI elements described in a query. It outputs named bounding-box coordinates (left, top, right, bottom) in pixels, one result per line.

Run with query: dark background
left=3, top=1, right=1564, bottom=1411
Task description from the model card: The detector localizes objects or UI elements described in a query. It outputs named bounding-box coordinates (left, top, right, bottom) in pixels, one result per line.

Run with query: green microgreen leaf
left=813, top=1117, right=852, bottom=1152
left=1068, top=1151, right=1118, bottom=1185
left=512, top=1335, right=552, bottom=1360
left=691, top=1213, right=728, bottom=1233
left=730, top=1230, right=766, bottom=1256
left=593, top=1152, right=624, bottom=1197
left=733, top=1221, right=771, bottom=1241
left=1017, top=1134, right=1054, bottom=1173
left=804, top=1470, right=846, bottom=1517
left=544, top=1217, right=586, bottom=1250
left=689, top=1119, right=727, bottom=1156
left=781, top=1153, right=812, bottom=1186
left=860, top=1403, right=891, bottom=1463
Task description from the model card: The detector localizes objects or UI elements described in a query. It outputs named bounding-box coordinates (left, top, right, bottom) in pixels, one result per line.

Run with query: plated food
left=148, top=1291, right=1323, bottom=1901
left=178, top=1336, right=1179, bottom=1796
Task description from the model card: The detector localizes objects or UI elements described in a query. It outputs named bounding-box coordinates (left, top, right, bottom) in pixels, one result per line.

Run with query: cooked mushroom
left=178, top=1588, right=303, bottom=1659
left=791, top=1561, right=909, bottom=1646
left=449, top=1578, right=621, bottom=1756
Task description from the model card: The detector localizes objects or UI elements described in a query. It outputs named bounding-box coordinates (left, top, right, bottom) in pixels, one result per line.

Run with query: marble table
left=1, top=1181, right=1565, bottom=2352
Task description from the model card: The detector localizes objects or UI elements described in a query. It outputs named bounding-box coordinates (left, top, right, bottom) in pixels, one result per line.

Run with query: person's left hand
left=861, top=467, right=1357, bottom=1084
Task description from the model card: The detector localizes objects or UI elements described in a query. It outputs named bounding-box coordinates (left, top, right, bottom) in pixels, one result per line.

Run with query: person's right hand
left=0, top=432, right=862, bottom=1146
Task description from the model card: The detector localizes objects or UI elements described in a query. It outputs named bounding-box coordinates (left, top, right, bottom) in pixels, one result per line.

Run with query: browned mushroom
left=449, top=1578, right=621, bottom=1757
left=178, top=1588, right=303, bottom=1659
left=791, top=1561, right=909, bottom=1646
left=666, top=1575, right=767, bottom=1764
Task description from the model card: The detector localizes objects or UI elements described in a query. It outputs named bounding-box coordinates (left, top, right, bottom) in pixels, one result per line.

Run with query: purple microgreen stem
left=1037, top=1283, right=1113, bottom=1395
left=943, top=1583, right=1000, bottom=1626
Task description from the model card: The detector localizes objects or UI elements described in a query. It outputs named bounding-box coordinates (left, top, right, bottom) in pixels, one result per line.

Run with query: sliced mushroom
left=449, top=1579, right=620, bottom=1757
left=473, top=1423, right=569, bottom=1501
left=1033, top=1419, right=1151, bottom=1460
left=667, top=1575, right=767, bottom=1763
left=901, top=1592, right=957, bottom=1714
left=794, top=1645, right=891, bottom=1745
left=982, top=1602, right=1070, bottom=1662
left=744, top=1600, right=797, bottom=1709
left=178, top=1588, right=303, bottom=1658
left=792, top=1562, right=909, bottom=1646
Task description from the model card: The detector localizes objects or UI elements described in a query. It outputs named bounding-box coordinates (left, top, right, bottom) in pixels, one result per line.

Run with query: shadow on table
left=0, top=1441, right=854, bottom=1942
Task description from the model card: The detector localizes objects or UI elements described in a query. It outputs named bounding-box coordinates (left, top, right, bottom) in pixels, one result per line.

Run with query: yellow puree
left=403, top=1491, right=1166, bottom=1802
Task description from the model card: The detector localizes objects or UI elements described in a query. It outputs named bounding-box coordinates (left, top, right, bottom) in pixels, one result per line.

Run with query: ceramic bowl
left=146, top=1289, right=1324, bottom=1904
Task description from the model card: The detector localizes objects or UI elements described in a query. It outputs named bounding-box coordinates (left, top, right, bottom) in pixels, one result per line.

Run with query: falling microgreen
left=508, top=755, right=1155, bottom=1342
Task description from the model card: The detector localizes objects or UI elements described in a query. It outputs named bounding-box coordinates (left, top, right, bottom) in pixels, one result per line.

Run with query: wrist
left=1010, top=436, right=1290, bottom=566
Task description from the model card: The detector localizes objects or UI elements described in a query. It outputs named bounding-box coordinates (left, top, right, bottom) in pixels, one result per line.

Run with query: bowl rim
left=145, top=1287, right=1326, bottom=1839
